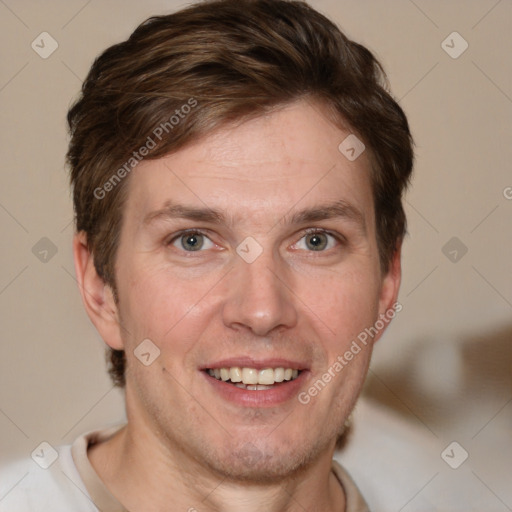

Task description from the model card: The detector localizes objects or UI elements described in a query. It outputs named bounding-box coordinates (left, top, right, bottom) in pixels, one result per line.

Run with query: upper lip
left=201, top=357, right=309, bottom=371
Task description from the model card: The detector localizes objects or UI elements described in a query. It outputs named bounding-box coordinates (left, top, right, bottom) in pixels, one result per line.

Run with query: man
left=2, top=0, right=413, bottom=510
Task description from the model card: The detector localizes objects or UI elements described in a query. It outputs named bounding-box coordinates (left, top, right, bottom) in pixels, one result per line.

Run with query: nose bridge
left=222, top=245, right=298, bottom=335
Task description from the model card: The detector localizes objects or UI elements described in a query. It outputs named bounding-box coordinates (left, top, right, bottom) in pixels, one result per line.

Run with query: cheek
left=301, top=267, right=381, bottom=342
left=118, top=267, right=185, bottom=336
left=117, top=263, right=221, bottom=352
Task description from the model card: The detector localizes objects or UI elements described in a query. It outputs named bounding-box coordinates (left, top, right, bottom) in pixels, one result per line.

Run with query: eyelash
left=166, top=228, right=345, bottom=254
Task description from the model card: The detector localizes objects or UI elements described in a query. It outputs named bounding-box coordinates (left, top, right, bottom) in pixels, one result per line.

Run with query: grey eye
left=170, top=231, right=215, bottom=252
left=305, top=233, right=328, bottom=251
left=181, top=233, right=204, bottom=251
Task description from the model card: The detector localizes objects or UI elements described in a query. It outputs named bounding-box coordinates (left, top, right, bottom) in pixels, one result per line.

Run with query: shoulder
left=0, top=444, right=98, bottom=512
left=334, top=398, right=441, bottom=511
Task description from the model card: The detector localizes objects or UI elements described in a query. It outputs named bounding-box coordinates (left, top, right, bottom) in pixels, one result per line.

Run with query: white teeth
left=207, top=366, right=301, bottom=387
left=230, top=367, right=242, bottom=382
left=258, top=368, right=274, bottom=385
left=242, top=367, right=258, bottom=385
left=274, top=367, right=285, bottom=382
left=234, top=383, right=274, bottom=391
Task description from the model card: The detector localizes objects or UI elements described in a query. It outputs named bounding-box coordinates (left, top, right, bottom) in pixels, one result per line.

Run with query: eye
left=293, top=230, right=341, bottom=252
left=169, top=230, right=215, bottom=252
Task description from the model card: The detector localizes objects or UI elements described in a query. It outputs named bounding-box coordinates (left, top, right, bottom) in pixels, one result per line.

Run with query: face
left=102, top=100, right=399, bottom=482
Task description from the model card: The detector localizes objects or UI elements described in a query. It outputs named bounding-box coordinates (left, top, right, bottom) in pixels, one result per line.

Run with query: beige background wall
left=1, top=0, right=510, bottom=509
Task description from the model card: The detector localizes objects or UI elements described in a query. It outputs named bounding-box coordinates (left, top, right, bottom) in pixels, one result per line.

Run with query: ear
left=374, top=242, right=402, bottom=343
left=73, top=231, right=124, bottom=350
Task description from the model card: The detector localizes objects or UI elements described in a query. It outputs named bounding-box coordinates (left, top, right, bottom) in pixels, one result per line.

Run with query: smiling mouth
left=204, top=367, right=302, bottom=390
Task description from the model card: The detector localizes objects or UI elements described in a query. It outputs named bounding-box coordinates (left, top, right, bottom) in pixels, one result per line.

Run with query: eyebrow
left=143, top=199, right=366, bottom=233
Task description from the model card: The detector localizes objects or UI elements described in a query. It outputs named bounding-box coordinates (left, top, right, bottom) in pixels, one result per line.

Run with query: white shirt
left=0, top=425, right=369, bottom=512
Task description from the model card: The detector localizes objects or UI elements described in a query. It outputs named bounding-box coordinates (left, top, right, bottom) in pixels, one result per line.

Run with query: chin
left=199, top=434, right=327, bottom=484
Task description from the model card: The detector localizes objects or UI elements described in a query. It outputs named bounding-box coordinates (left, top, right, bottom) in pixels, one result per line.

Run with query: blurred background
left=0, top=1, right=510, bottom=510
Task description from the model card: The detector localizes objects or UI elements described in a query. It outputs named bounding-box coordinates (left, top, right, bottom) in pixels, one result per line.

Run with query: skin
left=74, top=99, right=401, bottom=512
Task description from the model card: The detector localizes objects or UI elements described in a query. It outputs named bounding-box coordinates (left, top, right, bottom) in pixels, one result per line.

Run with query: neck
left=88, top=419, right=345, bottom=512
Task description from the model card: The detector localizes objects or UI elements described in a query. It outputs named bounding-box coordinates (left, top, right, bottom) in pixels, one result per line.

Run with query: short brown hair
left=67, top=0, right=413, bottom=393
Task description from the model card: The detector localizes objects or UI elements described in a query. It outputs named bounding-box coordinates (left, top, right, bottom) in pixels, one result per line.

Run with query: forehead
left=126, top=99, right=374, bottom=229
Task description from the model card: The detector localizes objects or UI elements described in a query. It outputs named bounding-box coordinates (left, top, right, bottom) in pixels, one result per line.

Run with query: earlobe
left=72, top=231, right=124, bottom=350
left=375, top=244, right=402, bottom=341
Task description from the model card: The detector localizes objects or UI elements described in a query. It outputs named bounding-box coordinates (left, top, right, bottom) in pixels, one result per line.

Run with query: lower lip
left=202, top=370, right=309, bottom=408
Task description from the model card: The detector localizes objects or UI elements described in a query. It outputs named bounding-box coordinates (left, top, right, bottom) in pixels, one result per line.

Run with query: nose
left=221, top=247, right=298, bottom=336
